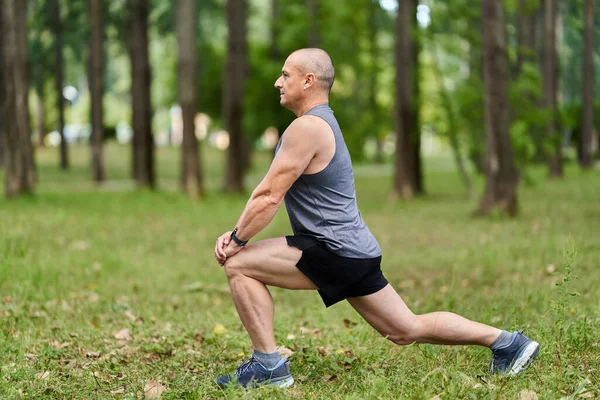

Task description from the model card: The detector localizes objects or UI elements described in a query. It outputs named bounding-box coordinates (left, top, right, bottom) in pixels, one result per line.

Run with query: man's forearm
left=232, top=194, right=281, bottom=243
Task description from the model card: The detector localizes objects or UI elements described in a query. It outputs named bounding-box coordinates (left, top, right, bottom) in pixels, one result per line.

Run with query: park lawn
left=1, top=143, right=599, bottom=399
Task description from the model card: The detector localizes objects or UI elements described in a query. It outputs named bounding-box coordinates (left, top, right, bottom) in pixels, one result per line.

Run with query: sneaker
left=216, top=357, right=294, bottom=388
left=489, top=330, right=540, bottom=376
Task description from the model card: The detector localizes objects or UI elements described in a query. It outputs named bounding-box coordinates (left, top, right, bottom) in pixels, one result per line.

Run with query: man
left=214, top=48, right=539, bottom=388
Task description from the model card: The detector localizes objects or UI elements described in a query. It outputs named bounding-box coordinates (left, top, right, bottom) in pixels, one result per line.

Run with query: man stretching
left=214, top=48, right=539, bottom=388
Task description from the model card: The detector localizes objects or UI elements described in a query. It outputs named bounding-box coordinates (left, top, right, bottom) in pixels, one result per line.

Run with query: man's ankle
left=252, top=349, right=283, bottom=370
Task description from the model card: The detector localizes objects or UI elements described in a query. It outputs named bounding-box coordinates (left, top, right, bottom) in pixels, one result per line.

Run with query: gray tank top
left=276, top=104, right=381, bottom=258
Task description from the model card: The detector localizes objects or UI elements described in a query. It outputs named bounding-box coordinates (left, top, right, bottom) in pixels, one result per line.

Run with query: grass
left=1, top=143, right=599, bottom=399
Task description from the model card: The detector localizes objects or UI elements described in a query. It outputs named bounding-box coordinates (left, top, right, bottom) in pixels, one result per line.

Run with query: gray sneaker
left=216, top=357, right=294, bottom=388
left=489, top=330, right=539, bottom=376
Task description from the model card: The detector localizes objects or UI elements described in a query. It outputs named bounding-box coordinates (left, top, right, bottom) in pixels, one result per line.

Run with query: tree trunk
left=2, top=0, right=35, bottom=197
left=223, top=0, right=247, bottom=193
left=394, top=0, right=421, bottom=199
left=0, top=0, right=5, bottom=168
left=543, top=0, right=562, bottom=177
left=581, top=0, right=595, bottom=168
left=36, top=88, right=46, bottom=147
left=477, top=0, right=519, bottom=216
left=431, top=45, right=473, bottom=198
left=127, top=0, right=154, bottom=188
left=89, top=0, right=105, bottom=183
left=177, top=0, right=202, bottom=198
left=308, top=0, right=320, bottom=47
left=52, top=0, right=68, bottom=170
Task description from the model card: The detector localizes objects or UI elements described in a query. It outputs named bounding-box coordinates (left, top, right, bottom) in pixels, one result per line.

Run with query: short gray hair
left=292, top=48, right=335, bottom=93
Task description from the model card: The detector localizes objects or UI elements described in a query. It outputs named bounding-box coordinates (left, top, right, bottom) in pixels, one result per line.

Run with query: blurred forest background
left=0, top=0, right=598, bottom=213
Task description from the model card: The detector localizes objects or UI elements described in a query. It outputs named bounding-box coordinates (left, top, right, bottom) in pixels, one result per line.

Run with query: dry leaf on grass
left=212, top=324, right=226, bottom=335
left=85, top=351, right=102, bottom=358
left=144, top=380, right=165, bottom=398
left=113, top=328, right=131, bottom=341
left=124, top=311, right=136, bottom=322
left=25, top=353, right=38, bottom=361
left=110, top=387, right=126, bottom=394
left=277, top=345, right=294, bottom=359
left=517, top=389, right=538, bottom=400
left=36, top=371, right=50, bottom=380
left=318, top=347, right=330, bottom=356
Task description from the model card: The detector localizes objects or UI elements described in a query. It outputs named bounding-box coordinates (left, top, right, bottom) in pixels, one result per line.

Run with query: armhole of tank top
left=301, top=114, right=337, bottom=177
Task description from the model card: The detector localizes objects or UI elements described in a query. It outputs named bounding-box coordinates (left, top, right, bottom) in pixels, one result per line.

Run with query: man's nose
left=274, top=78, right=282, bottom=88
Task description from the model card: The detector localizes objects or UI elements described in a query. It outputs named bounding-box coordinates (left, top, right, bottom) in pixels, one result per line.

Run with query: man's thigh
left=224, top=237, right=318, bottom=290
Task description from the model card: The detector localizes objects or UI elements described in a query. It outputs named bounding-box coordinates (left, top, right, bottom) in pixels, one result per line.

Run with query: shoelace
left=234, top=358, right=259, bottom=377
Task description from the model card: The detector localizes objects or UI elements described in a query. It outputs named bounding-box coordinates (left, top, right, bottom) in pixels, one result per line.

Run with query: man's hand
left=224, top=240, right=244, bottom=258
left=214, top=231, right=232, bottom=266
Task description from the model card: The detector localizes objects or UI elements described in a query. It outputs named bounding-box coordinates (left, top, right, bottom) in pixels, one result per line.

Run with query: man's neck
left=294, top=99, right=329, bottom=117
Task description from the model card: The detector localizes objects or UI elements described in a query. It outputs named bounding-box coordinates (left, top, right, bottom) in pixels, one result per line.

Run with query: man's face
left=274, top=56, right=305, bottom=109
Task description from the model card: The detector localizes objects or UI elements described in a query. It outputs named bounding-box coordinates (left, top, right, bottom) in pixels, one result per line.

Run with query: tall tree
left=127, top=0, right=155, bottom=188
left=2, top=0, right=36, bottom=197
left=581, top=0, right=595, bottom=168
left=516, top=0, right=539, bottom=73
left=477, top=0, right=519, bottom=216
left=0, top=0, right=5, bottom=168
left=52, top=0, right=68, bottom=169
left=89, top=0, right=105, bottom=182
left=543, top=0, right=562, bottom=177
left=394, top=0, right=422, bottom=199
left=308, top=0, right=320, bottom=47
left=223, top=0, right=247, bottom=193
left=177, top=0, right=203, bottom=197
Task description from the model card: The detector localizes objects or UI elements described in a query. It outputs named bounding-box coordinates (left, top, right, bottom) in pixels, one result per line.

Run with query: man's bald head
left=289, top=48, right=335, bottom=93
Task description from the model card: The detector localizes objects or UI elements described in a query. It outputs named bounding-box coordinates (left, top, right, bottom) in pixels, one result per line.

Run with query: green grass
left=1, top=143, right=599, bottom=399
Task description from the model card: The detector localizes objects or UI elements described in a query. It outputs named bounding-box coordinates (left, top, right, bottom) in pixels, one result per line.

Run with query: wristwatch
left=230, top=227, right=248, bottom=246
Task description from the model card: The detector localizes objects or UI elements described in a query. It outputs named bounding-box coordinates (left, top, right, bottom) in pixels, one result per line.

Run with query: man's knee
left=384, top=316, right=420, bottom=346
left=223, top=254, right=246, bottom=280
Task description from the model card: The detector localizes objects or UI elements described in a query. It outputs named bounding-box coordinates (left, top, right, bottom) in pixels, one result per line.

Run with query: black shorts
left=286, top=235, right=388, bottom=307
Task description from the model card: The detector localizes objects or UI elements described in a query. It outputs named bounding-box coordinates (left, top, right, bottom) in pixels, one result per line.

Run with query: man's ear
left=304, top=73, right=316, bottom=89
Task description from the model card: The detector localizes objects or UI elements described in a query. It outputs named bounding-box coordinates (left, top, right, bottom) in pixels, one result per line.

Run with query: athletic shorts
left=286, top=235, right=388, bottom=307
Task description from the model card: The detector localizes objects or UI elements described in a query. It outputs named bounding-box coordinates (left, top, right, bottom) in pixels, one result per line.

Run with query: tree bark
left=223, top=0, right=247, bottom=193
left=52, top=0, right=68, bottom=170
left=89, top=0, right=105, bottom=182
left=0, top=0, right=5, bottom=168
left=431, top=45, right=473, bottom=198
left=516, top=0, right=538, bottom=73
left=177, top=0, right=203, bottom=198
left=2, top=0, right=35, bottom=197
left=477, top=0, right=519, bottom=216
left=36, top=88, right=46, bottom=147
left=308, top=0, right=320, bottom=47
left=543, top=0, right=562, bottom=177
left=127, top=0, right=155, bottom=188
left=394, top=0, right=421, bottom=199
left=581, top=0, right=595, bottom=168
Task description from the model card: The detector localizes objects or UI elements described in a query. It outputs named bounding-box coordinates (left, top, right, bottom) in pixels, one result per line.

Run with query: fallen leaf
left=212, top=324, right=226, bottom=335
left=517, top=389, right=538, bottom=400
left=111, top=387, right=126, bottom=394
left=25, top=353, right=38, bottom=361
left=50, top=341, right=72, bottom=349
left=3, top=296, right=14, bottom=303
left=86, top=351, right=102, bottom=358
left=36, top=371, right=50, bottom=380
left=277, top=345, right=294, bottom=359
left=113, top=328, right=131, bottom=341
left=144, top=380, right=165, bottom=398
left=343, top=319, right=356, bottom=329
left=124, top=311, right=136, bottom=322
left=323, top=374, right=337, bottom=382
left=318, top=347, right=329, bottom=356
left=193, top=330, right=204, bottom=342
left=287, top=333, right=296, bottom=340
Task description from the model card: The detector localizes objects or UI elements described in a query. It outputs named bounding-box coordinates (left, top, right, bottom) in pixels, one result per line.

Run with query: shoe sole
left=268, top=376, right=294, bottom=388
left=507, top=341, right=539, bottom=377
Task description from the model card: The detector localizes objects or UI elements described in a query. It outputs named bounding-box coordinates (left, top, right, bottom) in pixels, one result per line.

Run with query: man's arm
left=219, top=117, right=322, bottom=258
